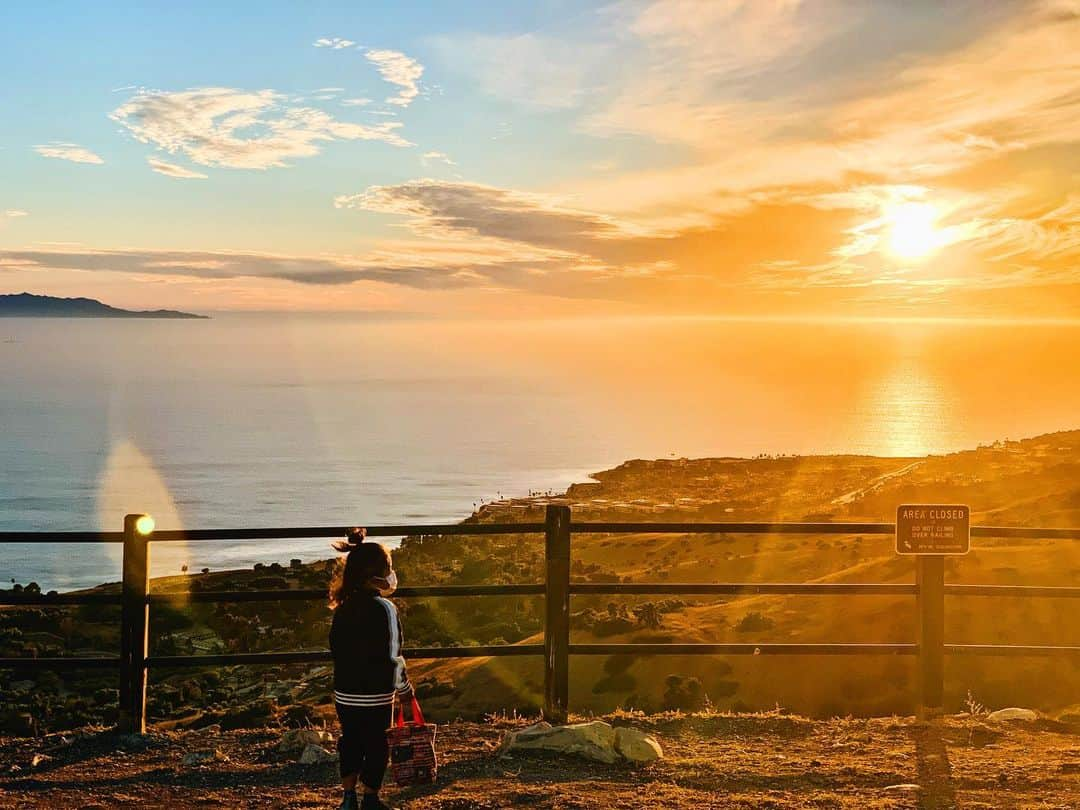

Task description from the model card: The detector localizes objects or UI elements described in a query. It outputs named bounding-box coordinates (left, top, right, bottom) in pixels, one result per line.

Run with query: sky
left=1, top=0, right=1078, bottom=319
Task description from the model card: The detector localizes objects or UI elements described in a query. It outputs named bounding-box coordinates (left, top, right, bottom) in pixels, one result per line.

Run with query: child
left=329, top=528, right=411, bottom=810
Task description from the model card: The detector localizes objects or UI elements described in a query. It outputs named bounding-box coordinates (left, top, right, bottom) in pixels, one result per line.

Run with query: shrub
left=251, top=576, right=289, bottom=589
left=663, top=674, right=706, bottom=711
left=603, top=654, right=636, bottom=675
left=735, top=611, right=774, bottom=633
left=415, top=679, right=456, bottom=699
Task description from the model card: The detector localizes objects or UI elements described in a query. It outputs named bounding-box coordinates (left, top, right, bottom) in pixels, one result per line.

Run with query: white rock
left=278, top=728, right=333, bottom=753
left=500, top=720, right=618, bottom=764
left=298, top=743, right=337, bottom=765
left=987, top=708, right=1039, bottom=723
left=181, top=748, right=227, bottom=766
left=614, top=727, right=663, bottom=763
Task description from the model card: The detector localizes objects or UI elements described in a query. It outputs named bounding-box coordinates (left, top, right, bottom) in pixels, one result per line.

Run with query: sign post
left=896, top=504, right=970, bottom=719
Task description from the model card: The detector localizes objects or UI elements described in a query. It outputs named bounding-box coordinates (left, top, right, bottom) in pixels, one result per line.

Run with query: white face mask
left=377, top=569, right=398, bottom=596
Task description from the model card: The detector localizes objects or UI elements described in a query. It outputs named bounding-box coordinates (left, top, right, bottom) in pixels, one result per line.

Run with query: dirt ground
left=1, top=713, right=1078, bottom=809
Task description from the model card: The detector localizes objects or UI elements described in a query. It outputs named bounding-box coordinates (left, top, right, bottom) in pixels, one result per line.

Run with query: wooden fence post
left=118, top=513, right=150, bottom=734
left=544, top=504, right=571, bottom=724
left=917, top=555, right=945, bottom=719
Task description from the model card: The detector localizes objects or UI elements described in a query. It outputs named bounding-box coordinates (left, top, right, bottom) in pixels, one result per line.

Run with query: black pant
left=336, top=703, right=394, bottom=788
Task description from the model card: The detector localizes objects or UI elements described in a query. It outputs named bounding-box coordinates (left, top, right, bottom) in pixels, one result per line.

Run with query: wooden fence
left=2, top=506, right=1079, bottom=733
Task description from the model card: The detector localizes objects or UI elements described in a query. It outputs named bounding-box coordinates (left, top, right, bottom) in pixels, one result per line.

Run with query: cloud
left=314, top=38, right=355, bottom=49
left=0, top=246, right=565, bottom=291
left=365, top=49, right=423, bottom=107
left=0, top=209, right=28, bottom=229
left=421, top=150, right=456, bottom=166
left=434, top=31, right=607, bottom=110
left=110, top=87, right=412, bottom=169
left=5, top=174, right=1076, bottom=315
left=336, top=179, right=628, bottom=254
left=34, top=143, right=104, bottom=164
left=147, top=157, right=208, bottom=179
left=341, top=98, right=372, bottom=107
left=330, top=175, right=1080, bottom=315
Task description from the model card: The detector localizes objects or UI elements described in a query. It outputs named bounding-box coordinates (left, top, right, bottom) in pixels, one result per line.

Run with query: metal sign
left=896, top=504, right=970, bottom=555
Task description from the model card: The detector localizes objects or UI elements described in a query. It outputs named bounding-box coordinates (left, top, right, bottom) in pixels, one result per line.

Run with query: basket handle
left=393, top=693, right=426, bottom=727
left=409, top=695, right=426, bottom=726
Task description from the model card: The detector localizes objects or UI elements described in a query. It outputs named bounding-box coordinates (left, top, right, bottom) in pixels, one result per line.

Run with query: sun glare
left=885, top=201, right=942, bottom=261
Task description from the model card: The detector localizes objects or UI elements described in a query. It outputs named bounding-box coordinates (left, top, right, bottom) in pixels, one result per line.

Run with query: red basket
left=386, top=695, right=437, bottom=787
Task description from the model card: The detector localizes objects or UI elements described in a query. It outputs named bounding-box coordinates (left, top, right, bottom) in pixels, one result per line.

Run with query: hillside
left=2, top=712, right=1079, bottom=809
left=1, top=430, right=1078, bottom=734
left=0, top=292, right=207, bottom=319
left=408, top=430, right=1080, bottom=720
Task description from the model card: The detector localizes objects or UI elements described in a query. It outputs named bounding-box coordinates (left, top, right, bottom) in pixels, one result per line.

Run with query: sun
left=885, top=201, right=942, bottom=261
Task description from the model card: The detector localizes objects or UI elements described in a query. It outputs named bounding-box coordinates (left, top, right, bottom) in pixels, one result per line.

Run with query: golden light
left=885, top=201, right=942, bottom=261
left=135, top=514, right=156, bottom=536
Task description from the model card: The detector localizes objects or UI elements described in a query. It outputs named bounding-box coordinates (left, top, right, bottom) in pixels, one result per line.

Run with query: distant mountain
left=0, top=292, right=208, bottom=319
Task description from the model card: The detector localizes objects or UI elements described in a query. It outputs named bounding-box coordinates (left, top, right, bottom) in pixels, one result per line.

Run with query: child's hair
left=329, top=528, right=392, bottom=608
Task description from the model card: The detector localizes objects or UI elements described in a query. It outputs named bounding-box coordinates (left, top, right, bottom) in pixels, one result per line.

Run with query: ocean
left=2, top=313, right=1078, bottom=590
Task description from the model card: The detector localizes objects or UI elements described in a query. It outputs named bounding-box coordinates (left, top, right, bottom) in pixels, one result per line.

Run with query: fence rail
left=2, top=508, right=1079, bottom=731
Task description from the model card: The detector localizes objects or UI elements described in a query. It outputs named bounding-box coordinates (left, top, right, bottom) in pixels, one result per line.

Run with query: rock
left=115, top=734, right=149, bottom=752
left=499, top=720, right=619, bottom=764
left=278, top=728, right=333, bottom=753
left=181, top=748, right=228, bottom=766
left=30, top=753, right=50, bottom=768
left=1058, top=711, right=1080, bottom=726
left=298, top=743, right=337, bottom=765
left=987, top=708, right=1039, bottom=723
left=220, top=698, right=276, bottom=730
left=614, top=727, right=663, bottom=763
left=884, top=784, right=921, bottom=794
left=0, top=711, right=35, bottom=735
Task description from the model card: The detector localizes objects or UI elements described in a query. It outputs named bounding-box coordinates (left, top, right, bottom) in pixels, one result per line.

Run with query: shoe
left=360, top=794, right=397, bottom=810
left=338, top=792, right=360, bottom=810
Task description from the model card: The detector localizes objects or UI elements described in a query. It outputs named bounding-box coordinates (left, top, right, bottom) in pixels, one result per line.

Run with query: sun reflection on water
left=856, top=354, right=951, bottom=457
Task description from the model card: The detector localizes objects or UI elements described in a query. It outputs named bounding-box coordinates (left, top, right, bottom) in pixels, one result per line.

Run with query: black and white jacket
left=330, top=590, right=411, bottom=708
